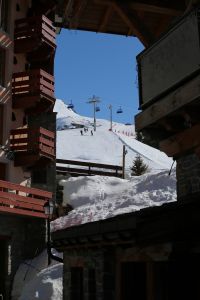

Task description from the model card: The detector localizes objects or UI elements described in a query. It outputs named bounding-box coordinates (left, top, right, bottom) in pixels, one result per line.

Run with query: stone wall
left=176, top=153, right=200, bottom=200
left=63, top=248, right=116, bottom=300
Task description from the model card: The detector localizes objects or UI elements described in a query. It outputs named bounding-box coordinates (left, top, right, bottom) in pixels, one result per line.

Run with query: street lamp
left=44, top=201, right=54, bottom=265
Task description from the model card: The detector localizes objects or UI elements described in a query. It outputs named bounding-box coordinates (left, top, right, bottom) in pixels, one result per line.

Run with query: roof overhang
left=52, top=198, right=200, bottom=251
left=54, top=0, right=188, bottom=46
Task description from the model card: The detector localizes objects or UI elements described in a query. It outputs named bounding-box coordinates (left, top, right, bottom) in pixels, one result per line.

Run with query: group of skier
left=80, top=127, right=93, bottom=136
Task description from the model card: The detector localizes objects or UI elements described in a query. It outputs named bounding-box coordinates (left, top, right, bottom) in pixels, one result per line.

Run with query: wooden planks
left=0, top=179, right=52, bottom=218
left=159, top=124, right=200, bottom=157
left=135, top=74, right=200, bottom=131
left=56, top=159, right=123, bottom=178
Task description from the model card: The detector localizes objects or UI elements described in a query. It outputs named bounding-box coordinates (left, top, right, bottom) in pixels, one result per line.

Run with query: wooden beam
left=130, top=2, right=183, bottom=17
left=70, top=0, right=88, bottom=29
left=135, top=74, right=200, bottom=131
left=63, top=0, right=74, bottom=23
left=98, top=5, right=113, bottom=32
left=159, top=124, right=200, bottom=157
left=112, top=1, right=155, bottom=45
left=94, top=0, right=155, bottom=45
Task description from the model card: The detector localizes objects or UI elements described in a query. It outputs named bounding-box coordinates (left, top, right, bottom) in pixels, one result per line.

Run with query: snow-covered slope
left=54, top=99, right=173, bottom=174
left=51, top=100, right=176, bottom=232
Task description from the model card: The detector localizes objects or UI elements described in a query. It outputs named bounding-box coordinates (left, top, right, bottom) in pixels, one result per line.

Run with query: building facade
left=0, top=1, right=57, bottom=298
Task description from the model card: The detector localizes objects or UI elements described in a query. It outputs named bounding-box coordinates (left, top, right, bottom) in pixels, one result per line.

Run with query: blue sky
left=55, top=29, right=143, bottom=124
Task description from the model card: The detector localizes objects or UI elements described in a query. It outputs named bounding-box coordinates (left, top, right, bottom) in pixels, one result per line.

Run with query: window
left=120, top=262, right=147, bottom=300
left=88, top=269, right=96, bottom=300
left=0, top=0, right=9, bottom=32
left=70, top=267, right=83, bottom=300
left=0, top=48, right=5, bottom=87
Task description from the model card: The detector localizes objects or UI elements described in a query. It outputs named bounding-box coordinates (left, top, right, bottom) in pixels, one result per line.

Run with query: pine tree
left=131, top=154, right=148, bottom=176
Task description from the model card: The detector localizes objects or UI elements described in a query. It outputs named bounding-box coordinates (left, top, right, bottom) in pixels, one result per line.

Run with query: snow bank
left=51, top=169, right=176, bottom=232
left=12, top=250, right=63, bottom=300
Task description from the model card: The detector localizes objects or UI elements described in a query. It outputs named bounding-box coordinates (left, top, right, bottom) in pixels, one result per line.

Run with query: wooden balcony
left=12, top=69, right=55, bottom=110
left=0, top=179, right=52, bottom=218
left=10, top=127, right=55, bottom=166
left=14, top=15, right=56, bottom=54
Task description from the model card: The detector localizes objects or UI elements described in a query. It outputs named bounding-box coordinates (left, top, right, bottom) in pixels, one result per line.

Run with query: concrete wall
left=28, top=112, right=57, bottom=196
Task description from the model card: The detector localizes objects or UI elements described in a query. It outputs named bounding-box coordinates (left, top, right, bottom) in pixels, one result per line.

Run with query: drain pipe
left=47, top=245, right=63, bottom=263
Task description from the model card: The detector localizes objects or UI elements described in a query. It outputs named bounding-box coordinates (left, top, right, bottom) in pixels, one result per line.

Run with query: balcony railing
left=0, top=179, right=52, bottom=218
left=15, top=15, right=56, bottom=53
left=10, top=127, right=55, bottom=162
left=12, top=69, right=55, bottom=108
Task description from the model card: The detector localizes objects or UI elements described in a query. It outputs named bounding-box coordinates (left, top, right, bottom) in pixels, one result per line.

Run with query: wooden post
left=122, top=145, right=126, bottom=179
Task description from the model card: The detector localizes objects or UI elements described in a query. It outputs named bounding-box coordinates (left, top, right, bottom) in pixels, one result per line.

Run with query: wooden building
left=0, top=1, right=57, bottom=298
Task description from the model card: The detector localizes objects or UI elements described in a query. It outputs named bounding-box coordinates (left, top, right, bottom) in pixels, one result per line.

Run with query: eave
left=52, top=198, right=200, bottom=251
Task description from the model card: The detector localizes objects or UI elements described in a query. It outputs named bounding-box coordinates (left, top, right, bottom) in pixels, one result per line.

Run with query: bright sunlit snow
left=52, top=100, right=176, bottom=232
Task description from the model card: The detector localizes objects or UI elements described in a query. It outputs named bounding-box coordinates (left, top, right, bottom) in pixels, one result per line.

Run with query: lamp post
left=44, top=201, right=54, bottom=265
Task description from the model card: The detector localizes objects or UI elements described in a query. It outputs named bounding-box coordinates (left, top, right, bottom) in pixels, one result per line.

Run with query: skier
left=91, top=130, right=93, bottom=136
left=80, top=130, right=83, bottom=135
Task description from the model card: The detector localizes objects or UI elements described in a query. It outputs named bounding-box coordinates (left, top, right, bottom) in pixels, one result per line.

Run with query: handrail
left=56, top=159, right=123, bottom=178
left=12, top=69, right=55, bottom=99
left=0, top=179, right=52, bottom=218
left=56, top=159, right=123, bottom=171
left=10, top=127, right=55, bottom=157
left=15, top=15, right=56, bottom=44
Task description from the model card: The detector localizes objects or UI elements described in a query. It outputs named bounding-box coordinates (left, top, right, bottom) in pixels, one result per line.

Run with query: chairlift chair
left=96, top=106, right=100, bottom=112
left=117, top=106, right=123, bottom=114
left=68, top=101, right=74, bottom=109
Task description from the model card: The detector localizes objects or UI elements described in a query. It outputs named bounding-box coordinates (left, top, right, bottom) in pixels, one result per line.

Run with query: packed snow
left=12, top=250, right=63, bottom=300
left=54, top=99, right=173, bottom=173
left=51, top=169, right=176, bottom=232
left=52, top=99, right=176, bottom=232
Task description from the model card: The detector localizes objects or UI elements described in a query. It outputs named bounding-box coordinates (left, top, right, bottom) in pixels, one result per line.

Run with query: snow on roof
left=51, top=169, right=176, bottom=232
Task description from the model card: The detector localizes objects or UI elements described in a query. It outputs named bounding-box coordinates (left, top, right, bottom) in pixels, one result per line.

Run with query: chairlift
left=116, top=106, right=123, bottom=114
left=96, top=106, right=100, bottom=112
left=68, top=101, right=74, bottom=109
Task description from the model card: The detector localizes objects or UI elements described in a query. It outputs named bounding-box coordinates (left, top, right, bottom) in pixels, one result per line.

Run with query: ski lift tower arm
left=87, top=95, right=101, bottom=131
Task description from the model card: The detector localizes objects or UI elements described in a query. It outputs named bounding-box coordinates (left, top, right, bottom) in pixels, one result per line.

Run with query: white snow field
left=52, top=99, right=176, bottom=232
left=12, top=99, right=176, bottom=299
left=55, top=99, right=173, bottom=173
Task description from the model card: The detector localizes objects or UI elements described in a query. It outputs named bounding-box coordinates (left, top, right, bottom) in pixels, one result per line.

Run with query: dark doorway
left=121, top=262, right=147, bottom=300
left=0, top=238, right=8, bottom=299
left=70, top=267, right=83, bottom=300
left=0, top=163, right=6, bottom=180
